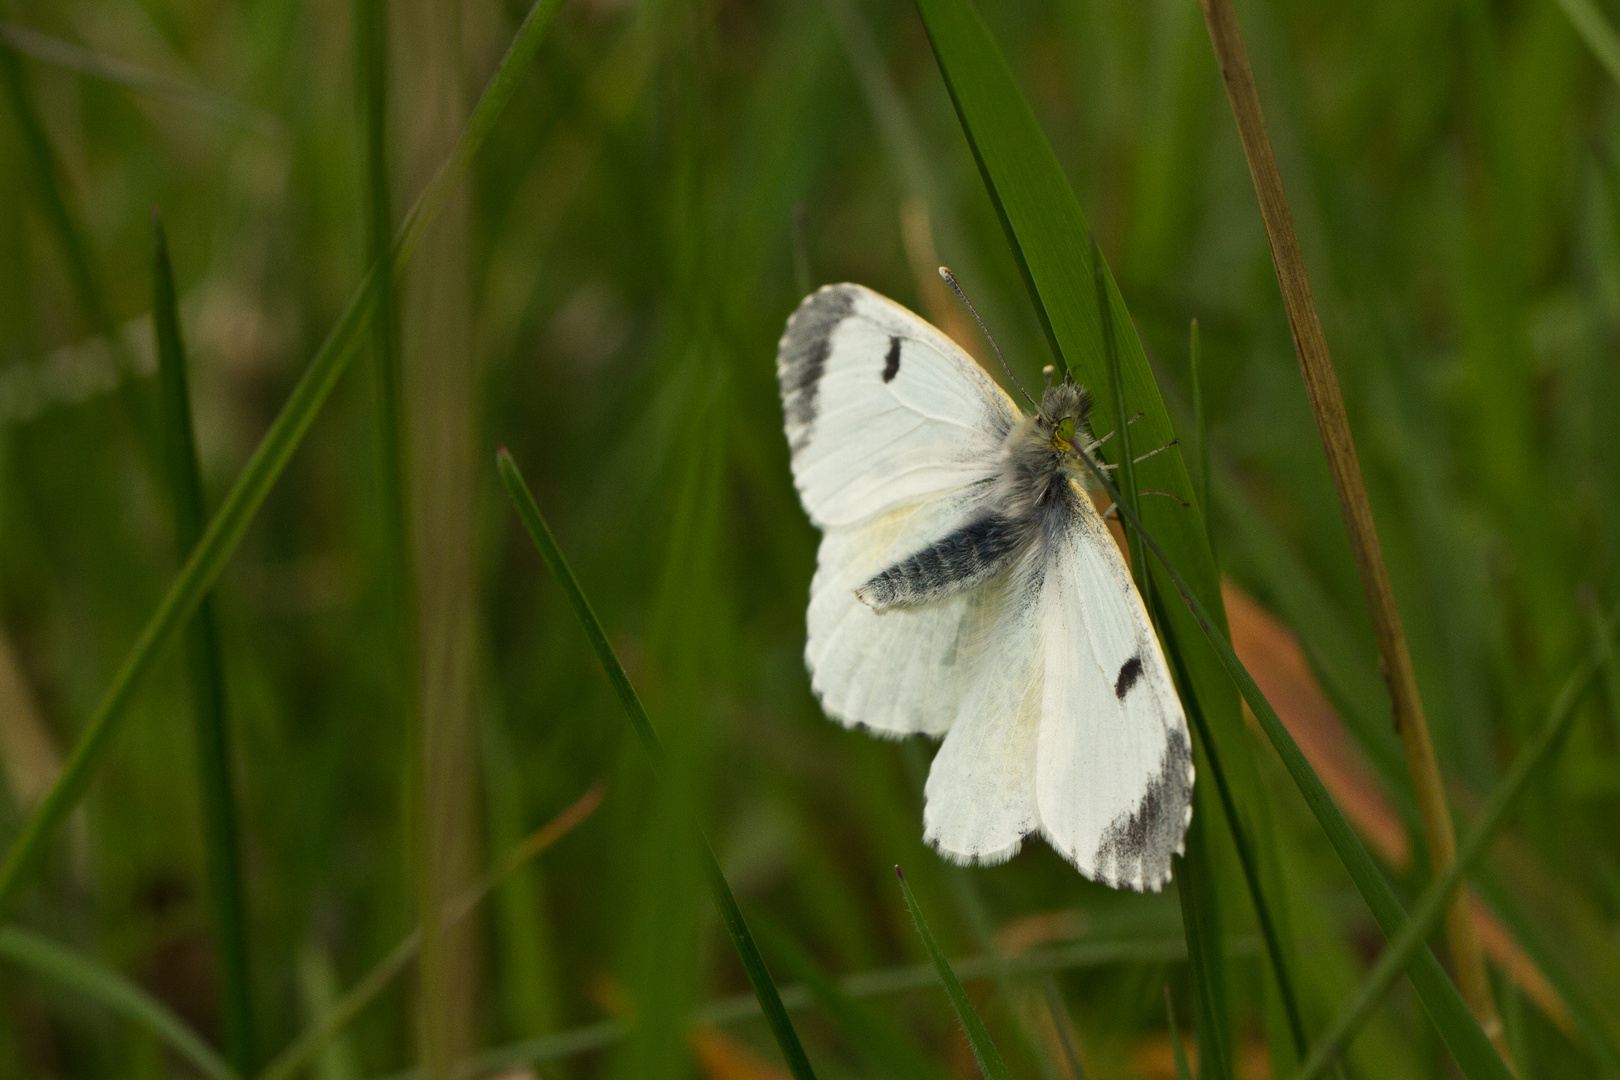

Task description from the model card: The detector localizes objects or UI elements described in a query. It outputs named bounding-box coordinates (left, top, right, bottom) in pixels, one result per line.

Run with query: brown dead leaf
left=1222, top=581, right=1410, bottom=869
left=1221, top=581, right=1573, bottom=1033
left=689, top=1028, right=791, bottom=1080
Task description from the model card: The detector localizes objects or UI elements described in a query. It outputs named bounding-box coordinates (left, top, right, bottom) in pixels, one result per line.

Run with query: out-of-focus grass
left=1, top=0, right=1619, bottom=1077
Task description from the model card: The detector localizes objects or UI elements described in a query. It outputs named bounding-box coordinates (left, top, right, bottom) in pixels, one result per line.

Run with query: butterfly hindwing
left=1036, top=480, right=1193, bottom=891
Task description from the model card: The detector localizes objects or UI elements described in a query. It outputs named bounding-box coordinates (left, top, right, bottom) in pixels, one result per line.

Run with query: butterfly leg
left=1102, top=488, right=1188, bottom=520
left=1132, top=437, right=1178, bottom=464
left=1088, top=412, right=1144, bottom=450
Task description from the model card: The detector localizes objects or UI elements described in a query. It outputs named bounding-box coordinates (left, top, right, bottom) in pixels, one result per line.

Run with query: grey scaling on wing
left=777, top=284, right=857, bottom=452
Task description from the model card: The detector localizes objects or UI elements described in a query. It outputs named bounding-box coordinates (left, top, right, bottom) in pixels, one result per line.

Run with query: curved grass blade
left=0, top=36, right=156, bottom=454
left=895, top=866, right=1010, bottom=1080
left=1077, top=454, right=1513, bottom=1080
left=1296, top=622, right=1613, bottom=1078
left=0, top=927, right=239, bottom=1080
left=1554, top=0, right=1620, bottom=87
left=152, top=211, right=256, bottom=1075
left=257, top=782, right=603, bottom=1080
left=496, top=449, right=817, bottom=1080
left=0, top=21, right=275, bottom=132
left=0, top=0, right=569, bottom=922
left=1041, top=978, right=1088, bottom=1080
left=752, top=915, right=951, bottom=1080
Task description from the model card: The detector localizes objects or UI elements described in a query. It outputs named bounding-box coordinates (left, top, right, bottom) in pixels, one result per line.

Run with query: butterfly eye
left=1054, top=417, right=1076, bottom=450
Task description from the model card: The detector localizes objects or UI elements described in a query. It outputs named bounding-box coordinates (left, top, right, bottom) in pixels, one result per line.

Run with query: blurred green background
left=2, top=0, right=1620, bottom=1076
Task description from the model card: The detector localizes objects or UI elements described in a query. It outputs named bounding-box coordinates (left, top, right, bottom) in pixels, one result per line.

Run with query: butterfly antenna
left=939, top=266, right=1037, bottom=408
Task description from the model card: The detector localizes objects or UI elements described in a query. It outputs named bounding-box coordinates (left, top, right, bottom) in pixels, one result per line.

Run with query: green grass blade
left=1078, top=454, right=1514, bottom=1080
left=1041, top=978, right=1089, bottom=1080
left=0, top=20, right=275, bottom=132
left=0, top=37, right=155, bottom=451
left=1554, top=0, right=1620, bottom=87
left=912, top=5, right=1322, bottom=1071
left=152, top=211, right=256, bottom=1075
left=353, top=0, right=409, bottom=703
left=0, top=0, right=568, bottom=922
left=753, top=915, right=951, bottom=1080
left=257, top=783, right=603, bottom=1080
left=1165, top=987, right=1195, bottom=1080
left=894, top=867, right=1010, bottom=1080
left=495, top=449, right=818, bottom=1080
left=0, top=927, right=240, bottom=1080
left=1157, top=611, right=1308, bottom=1061
left=1296, top=621, right=1612, bottom=1078
left=0, top=44, right=127, bottom=359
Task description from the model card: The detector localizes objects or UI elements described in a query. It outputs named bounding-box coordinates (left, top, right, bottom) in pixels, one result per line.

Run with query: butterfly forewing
left=778, top=284, right=1017, bottom=530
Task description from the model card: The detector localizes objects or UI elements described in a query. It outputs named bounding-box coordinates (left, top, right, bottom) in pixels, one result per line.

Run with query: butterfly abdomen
left=856, top=512, right=1029, bottom=613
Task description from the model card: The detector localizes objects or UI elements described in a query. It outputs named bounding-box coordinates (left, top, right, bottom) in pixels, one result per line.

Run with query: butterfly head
left=1038, top=381, right=1093, bottom=456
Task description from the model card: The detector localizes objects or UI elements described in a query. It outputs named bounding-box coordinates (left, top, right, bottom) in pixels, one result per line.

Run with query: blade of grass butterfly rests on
left=911, top=0, right=1233, bottom=730
left=495, top=449, right=819, bottom=1080
left=895, top=867, right=1011, bottom=1080
left=152, top=211, right=256, bottom=1076
left=0, top=927, right=239, bottom=1080
left=752, top=915, right=952, bottom=1080
left=1075, top=453, right=1515, bottom=1080
left=0, top=0, right=569, bottom=922
left=1165, top=987, right=1195, bottom=1080
left=1157, top=594, right=1310, bottom=1064
left=257, top=781, right=604, bottom=1080
left=911, top=0, right=1302, bottom=1060
left=1296, top=613, right=1616, bottom=1079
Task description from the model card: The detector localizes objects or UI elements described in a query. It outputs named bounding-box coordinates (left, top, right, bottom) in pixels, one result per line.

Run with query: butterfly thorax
left=998, top=380, right=1101, bottom=517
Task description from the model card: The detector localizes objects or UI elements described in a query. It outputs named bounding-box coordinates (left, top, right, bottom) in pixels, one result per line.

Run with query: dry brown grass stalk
left=1193, top=0, right=1507, bottom=1060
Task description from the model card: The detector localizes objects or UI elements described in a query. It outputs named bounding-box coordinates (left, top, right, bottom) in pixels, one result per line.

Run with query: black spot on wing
left=776, top=285, right=857, bottom=451
left=1093, top=728, right=1193, bottom=892
left=1114, top=655, right=1144, bottom=700
left=882, top=335, right=901, bottom=383
left=857, top=512, right=1028, bottom=611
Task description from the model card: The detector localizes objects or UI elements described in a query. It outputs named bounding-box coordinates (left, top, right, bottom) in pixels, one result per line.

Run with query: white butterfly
left=777, top=283, right=1193, bottom=891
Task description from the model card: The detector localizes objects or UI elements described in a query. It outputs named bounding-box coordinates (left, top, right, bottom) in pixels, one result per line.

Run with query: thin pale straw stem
left=1193, top=0, right=1504, bottom=1057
